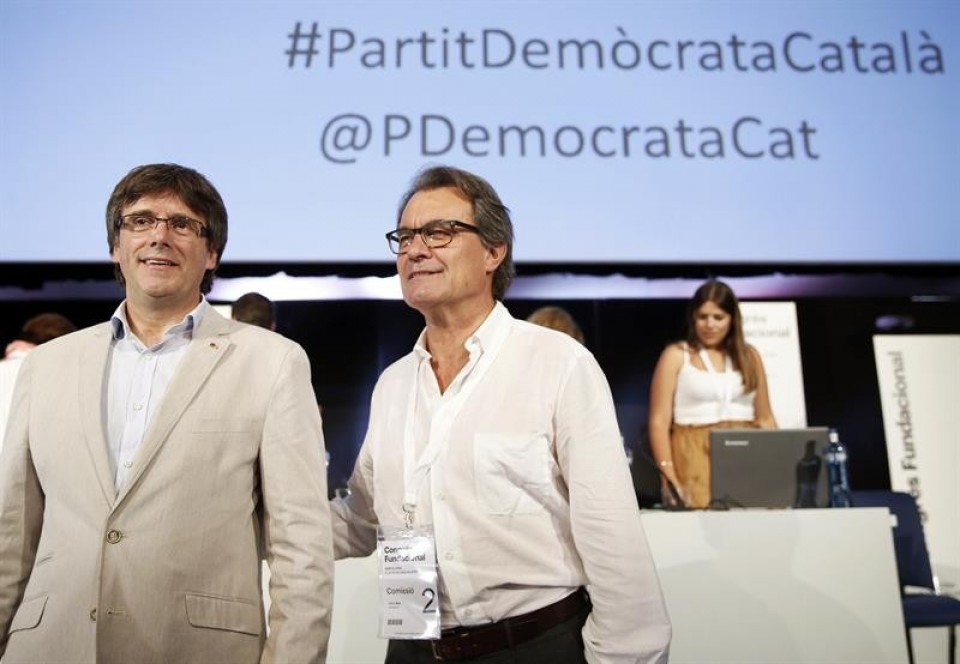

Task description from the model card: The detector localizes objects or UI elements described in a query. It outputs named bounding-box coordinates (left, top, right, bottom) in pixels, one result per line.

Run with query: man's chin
left=131, top=283, right=197, bottom=305
left=401, top=289, right=440, bottom=310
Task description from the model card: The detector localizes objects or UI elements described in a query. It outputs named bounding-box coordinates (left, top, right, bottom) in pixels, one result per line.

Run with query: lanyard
left=699, top=347, right=733, bottom=420
left=401, top=310, right=511, bottom=527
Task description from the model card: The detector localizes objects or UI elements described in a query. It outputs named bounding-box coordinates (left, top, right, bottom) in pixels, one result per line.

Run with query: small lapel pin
left=209, top=342, right=219, bottom=351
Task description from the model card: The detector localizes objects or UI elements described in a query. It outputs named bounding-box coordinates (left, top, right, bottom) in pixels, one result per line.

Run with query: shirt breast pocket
left=473, top=433, right=554, bottom=515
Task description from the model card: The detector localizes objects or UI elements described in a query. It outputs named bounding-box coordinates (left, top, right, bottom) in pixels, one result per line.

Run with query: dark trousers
left=384, top=606, right=589, bottom=664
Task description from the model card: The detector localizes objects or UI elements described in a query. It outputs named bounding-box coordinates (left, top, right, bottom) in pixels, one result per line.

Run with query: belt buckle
left=430, top=640, right=447, bottom=661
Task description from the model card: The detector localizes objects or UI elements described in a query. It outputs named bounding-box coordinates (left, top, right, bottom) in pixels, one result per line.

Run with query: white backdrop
left=742, top=301, right=807, bottom=429
left=874, top=335, right=960, bottom=592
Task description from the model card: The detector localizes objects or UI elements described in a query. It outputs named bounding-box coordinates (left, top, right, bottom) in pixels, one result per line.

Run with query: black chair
left=849, top=490, right=960, bottom=664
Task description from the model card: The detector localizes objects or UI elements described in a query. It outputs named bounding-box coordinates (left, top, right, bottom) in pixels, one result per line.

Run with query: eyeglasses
left=117, top=214, right=208, bottom=238
left=385, top=220, right=479, bottom=255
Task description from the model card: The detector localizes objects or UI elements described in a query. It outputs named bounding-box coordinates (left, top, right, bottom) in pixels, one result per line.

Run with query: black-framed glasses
left=117, top=214, right=208, bottom=238
left=385, top=220, right=479, bottom=255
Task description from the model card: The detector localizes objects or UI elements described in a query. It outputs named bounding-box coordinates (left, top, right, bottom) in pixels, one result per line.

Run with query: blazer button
left=90, top=608, right=97, bottom=621
left=106, top=530, right=122, bottom=544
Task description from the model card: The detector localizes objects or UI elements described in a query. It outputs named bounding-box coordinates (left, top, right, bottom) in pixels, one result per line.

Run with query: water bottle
left=824, top=429, right=852, bottom=508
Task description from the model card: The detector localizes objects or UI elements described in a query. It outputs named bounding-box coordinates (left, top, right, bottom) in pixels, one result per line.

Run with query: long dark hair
left=684, top=280, right=759, bottom=392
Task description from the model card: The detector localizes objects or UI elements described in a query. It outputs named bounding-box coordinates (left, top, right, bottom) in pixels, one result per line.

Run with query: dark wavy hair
left=106, top=163, right=228, bottom=294
left=396, top=165, right=515, bottom=302
left=685, top=280, right=759, bottom=392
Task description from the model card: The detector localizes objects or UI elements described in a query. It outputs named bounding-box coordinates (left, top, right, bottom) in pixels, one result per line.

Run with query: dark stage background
left=3, top=262, right=957, bottom=507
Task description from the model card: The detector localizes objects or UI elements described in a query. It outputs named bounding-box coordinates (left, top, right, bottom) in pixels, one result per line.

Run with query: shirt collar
left=110, top=298, right=208, bottom=344
left=413, top=301, right=511, bottom=361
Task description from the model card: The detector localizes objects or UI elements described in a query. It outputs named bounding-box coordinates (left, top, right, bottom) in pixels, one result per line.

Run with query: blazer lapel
left=114, top=310, right=233, bottom=505
left=78, top=323, right=119, bottom=506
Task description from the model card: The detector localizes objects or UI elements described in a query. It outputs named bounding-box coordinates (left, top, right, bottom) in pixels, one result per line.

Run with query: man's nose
left=149, top=220, right=173, bottom=241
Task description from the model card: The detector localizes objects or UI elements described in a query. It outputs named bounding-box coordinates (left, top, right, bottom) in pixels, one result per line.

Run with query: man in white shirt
left=331, top=165, right=671, bottom=663
left=0, top=163, right=333, bottom=663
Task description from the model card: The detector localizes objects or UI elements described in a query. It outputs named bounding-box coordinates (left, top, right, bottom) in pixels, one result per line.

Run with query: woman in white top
left=648, top=280, right=777, bottom=508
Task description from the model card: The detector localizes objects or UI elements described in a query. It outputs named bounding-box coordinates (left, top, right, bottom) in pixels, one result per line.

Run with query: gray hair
left=397, top=165, right=515, bottom=301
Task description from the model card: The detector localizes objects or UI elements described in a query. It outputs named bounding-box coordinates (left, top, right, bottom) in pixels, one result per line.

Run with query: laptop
left=709, top=427, right=831, bottom=509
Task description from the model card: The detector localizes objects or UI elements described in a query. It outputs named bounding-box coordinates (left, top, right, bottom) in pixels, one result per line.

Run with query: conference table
left=324, top=507, right=908, bottom=663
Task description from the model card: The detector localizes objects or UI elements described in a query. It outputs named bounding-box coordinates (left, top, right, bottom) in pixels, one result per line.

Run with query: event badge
left=377, top=525, right=441, bottom=639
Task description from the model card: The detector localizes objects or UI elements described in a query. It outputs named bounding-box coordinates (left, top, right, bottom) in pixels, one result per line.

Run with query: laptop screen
left=709, top=428, right=831, bottom=509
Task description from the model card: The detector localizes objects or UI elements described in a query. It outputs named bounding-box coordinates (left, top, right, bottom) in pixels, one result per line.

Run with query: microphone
left=635, top=447, right=688, bottom=511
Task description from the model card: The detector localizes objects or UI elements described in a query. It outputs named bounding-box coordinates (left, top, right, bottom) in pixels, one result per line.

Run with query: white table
left=640, top=508, right=908, bottom=664
left=326, top=508, right=909, bottom=663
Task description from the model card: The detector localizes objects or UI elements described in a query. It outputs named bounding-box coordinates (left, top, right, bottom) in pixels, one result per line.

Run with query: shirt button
left=444, top=552, right=454, bottom=561
left=106, top=530, right=122, bottom=544
left=123, top=461, right=133, bottom=469
left=133, top=403, right=143, bottom=411
left=89, top=608, right=97, bottom=621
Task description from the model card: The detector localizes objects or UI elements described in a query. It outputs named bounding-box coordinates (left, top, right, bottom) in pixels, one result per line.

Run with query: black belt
left=424, top=589, right=589, bottom=661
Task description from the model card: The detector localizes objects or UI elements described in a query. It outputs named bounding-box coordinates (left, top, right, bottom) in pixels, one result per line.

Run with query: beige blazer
left=0, top=308, right=333, bottom=663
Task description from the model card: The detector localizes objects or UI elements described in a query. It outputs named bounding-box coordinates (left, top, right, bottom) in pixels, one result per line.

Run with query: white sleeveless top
left=673, top=344, right=756, bottom=425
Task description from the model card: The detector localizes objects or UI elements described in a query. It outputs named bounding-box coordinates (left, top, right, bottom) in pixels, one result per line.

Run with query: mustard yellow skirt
left=670, top=420, right=757, bottom=508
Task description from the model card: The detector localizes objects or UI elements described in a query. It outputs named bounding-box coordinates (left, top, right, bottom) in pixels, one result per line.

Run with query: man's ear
left=205, top=248, right=218, bottom=271
left=485, top=243, right=506, bottom=274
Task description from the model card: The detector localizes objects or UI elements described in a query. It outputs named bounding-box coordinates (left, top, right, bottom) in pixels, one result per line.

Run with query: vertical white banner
left=874, top=335, right=960, bottom=592
left=741, top=302, right=807, bottom=429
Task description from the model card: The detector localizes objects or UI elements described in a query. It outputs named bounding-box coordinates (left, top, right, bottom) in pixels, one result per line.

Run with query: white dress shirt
left=331, top=302, right=671, bottom=663
left=106, top=300, right=205, bottom=491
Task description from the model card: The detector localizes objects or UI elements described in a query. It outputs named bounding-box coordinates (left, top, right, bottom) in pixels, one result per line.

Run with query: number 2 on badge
left=422, top=588, right=436, bottom=613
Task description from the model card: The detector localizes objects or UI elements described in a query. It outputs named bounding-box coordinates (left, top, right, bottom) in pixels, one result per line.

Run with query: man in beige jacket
left=0, top=163, right=333, bottom=663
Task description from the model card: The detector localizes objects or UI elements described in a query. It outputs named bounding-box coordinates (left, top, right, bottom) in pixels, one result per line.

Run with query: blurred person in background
left=526, top=305, right=585, bottom=345
left=232, top=291, right=276, bottom=331
left=0, top=313, right=77, bottom=445
left=648, top=279, right=776, bottom=508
